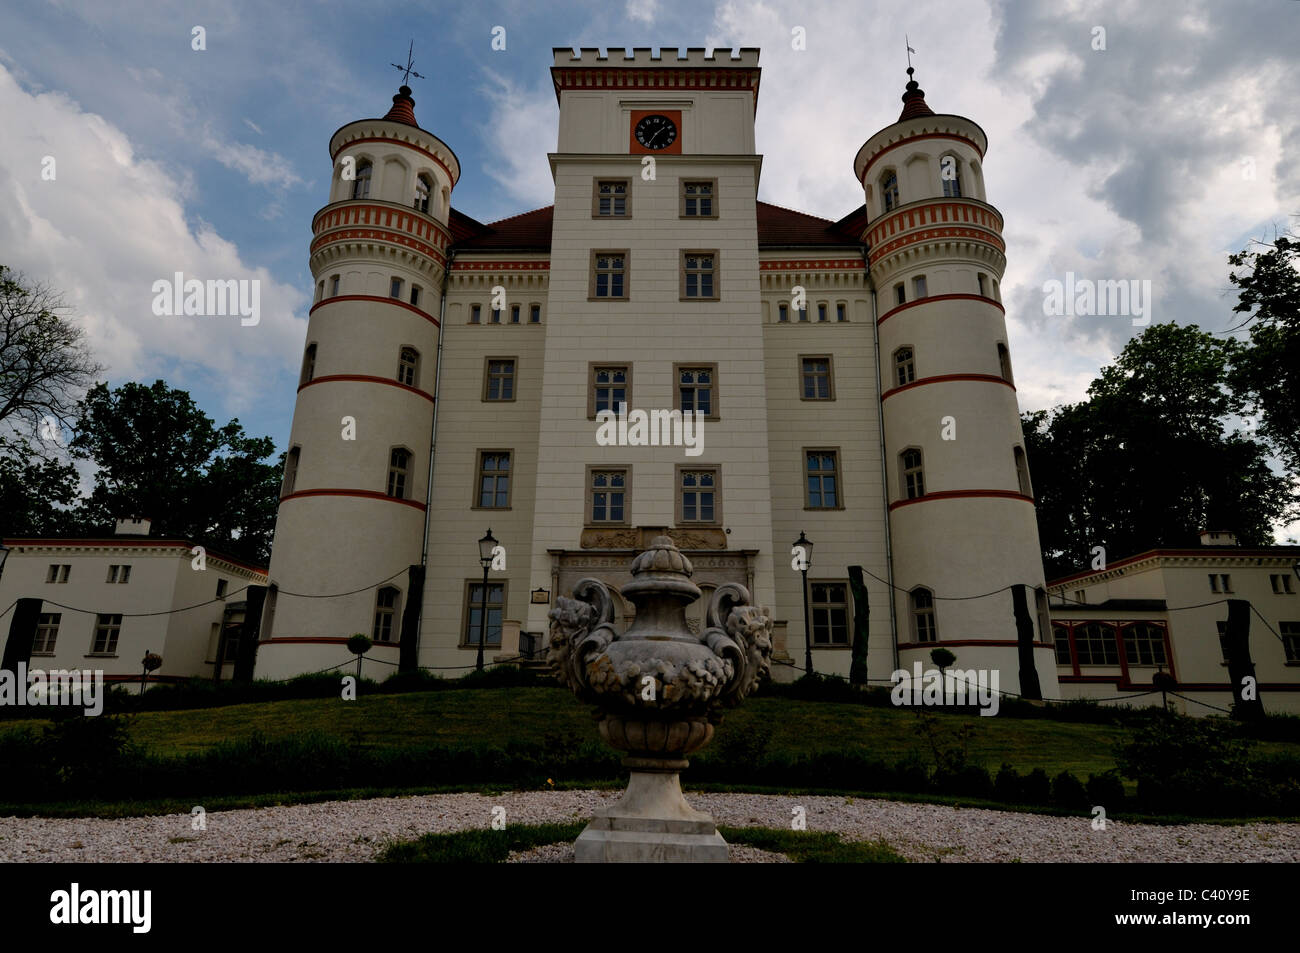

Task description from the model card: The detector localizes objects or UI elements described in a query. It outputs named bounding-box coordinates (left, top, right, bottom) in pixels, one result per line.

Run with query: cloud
left=476, top=69, right=559, bottom=214
left=0, top=63, right=307, bottom=420
left=627, top=0, right=660, bottom=25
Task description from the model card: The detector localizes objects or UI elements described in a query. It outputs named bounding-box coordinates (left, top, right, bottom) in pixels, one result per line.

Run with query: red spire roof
left=898, top=67, right=934, bottom=121
left=383, top=85, right=419, bottom=127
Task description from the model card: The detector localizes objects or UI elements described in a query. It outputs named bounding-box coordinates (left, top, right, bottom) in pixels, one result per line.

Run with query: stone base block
left=573, top=765, right=730, bottom=863
left=574, top=824, right=729, bottom=863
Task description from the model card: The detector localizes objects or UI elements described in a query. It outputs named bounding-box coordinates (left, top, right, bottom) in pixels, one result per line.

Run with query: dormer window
left=881, top=171, right=900, bottom=212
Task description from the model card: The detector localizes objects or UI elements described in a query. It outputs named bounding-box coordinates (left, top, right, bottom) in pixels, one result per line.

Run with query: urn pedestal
left=547, top=536, right=773, bottom=864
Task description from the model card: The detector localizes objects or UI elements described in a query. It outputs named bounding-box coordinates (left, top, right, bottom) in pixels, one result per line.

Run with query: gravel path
left=1, top=791, right=1296, bottom=863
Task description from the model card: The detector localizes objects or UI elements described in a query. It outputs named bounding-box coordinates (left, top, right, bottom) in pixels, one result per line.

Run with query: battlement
left=552, top=47, right=760, bottom=68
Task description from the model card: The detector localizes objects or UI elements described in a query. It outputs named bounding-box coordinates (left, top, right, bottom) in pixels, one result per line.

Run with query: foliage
left=69, top=380, right=281, bottom=563
left=1115, top=712, right=1260, bottom=811
left=0, top=436, right=83, bottom=536
left=346, top=634, right=372, bottom=656
left=929, top=647, right=956, bottom=671
left=1022, top=323, right=1287, bottom=578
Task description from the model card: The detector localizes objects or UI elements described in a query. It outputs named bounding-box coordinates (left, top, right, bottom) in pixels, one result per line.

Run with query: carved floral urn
left=548, top=535, right=774, bottom=862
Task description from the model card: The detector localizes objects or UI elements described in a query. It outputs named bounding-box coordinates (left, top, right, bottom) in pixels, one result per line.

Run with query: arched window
left=398, top=347, right=419, bottom=387
left=351, top=161, right=372, bottom=200
left=901, top=448, right=924, bottom=499
left=910, top=587, right=936, bottom=642
left=414, top=174, right=432, bottom=213
left=387, top=447, right=411, bottom=499
left=300, top=343, right=316, bottom=386
left=373, top=586, right=401, bottom=643
left=894, top=347, right=915, bottom=386
left=941, top=155, right=962, bottom=197
left=880, top=171, right=900, bottom=212
left=997, top=343, right=1013, bottom=384
left=1075, top=623, right=1119, bottom=665
left=282, top=447, right=300, bottom=497
left=1014, top=446, right=1032, bottom=496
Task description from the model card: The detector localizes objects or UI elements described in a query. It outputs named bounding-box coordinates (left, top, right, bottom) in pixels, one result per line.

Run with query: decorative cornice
left=881, top=373, right=1015, bottom=400
left=308, top=295, right=440, bottom=326
left=889, top=489, right=1034, bottom=511
left=297, top=374, right=435, bottom=403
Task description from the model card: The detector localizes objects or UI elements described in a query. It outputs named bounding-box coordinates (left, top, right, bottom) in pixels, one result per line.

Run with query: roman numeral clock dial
left=634, top=114, right=677, bottom=150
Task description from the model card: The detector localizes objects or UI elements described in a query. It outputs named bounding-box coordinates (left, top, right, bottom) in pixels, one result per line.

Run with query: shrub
left=1022, top=768, right=1051, bottom=805
left=1051, top=771, right=1089, bottom=809
left=1116, top=713, right=1255, bottom=812
left=1086, top=769, right=1126, bottom=809
left=994, top=763, right=1021, bottom=802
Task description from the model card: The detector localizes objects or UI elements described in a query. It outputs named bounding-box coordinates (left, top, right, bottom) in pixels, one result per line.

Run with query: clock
left=629, top=110, right=682, bottom=154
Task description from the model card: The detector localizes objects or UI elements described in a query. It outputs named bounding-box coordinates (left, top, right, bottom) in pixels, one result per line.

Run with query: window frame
left=91, top=613, right=123, bottom=656
left=680, top=249, right=720, bottom=302
left=836, top=301, right=848, bottom=323
left=461, top=579, right=507, bottom=649
left=679, top=178, right=718, bottom=218
left=373, top=585, right=401, bottom=644
left=893, top=346, right=916, bottom=387
left=673, top=362, right=720, bottom=421
left=398, top=346, right=420, bottom=387
left=901, top=447, right=925, bottom=500
left=778, top=303, right=789, bottom=323
left=809, top=580, right=851, bottom=647
left=585, top=465, right=632, bottom=526
left=32, top=612, right=60, bottom=655
left=799, top=354, right=835, bottom=401
left=675, top=464, right=722, bottom=527
left=589, top=249, right=630, bottom=302
left=910, top=587, right=937, bottom=643
left=588, top=363, right=632, bottom=419
left=483, top=357, right=517, bottom=403
left=300, top=342, right=317, bottom=386
left=1122, top=622, right=1168, bottom=667
left=880, top=169, right=900, bottom=212
left=389, top=276, right=403, bottom=299
left=529, top=303, right=542, bottom=324
left=473, top=449, right=513, bottom=510
left=386, top=446, right=413, bottom=500
left=1014, top=446, right=1032, bottom=497
left=351, top=161, right=372, bottom=200
left=592, top=177, right=632, bottom=218
left=282, top=447, right=300, bottom=497
left=1074, top=622, right=1120, bottom=666
left=470, top=304, right=482, bottom=324
left=912, top=275, right=928, bottom=299
left=803, top=448, right=843, bottom=510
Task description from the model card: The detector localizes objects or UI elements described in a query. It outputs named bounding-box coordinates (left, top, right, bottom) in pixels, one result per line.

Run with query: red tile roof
left=449, top=201, right=864, bottom=252
left=898, top=68, right=935, bottom=121
left=383, top=86, right=419, bottom=127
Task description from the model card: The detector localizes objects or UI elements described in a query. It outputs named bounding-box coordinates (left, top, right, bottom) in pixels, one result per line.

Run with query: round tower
left=256, top=85, right=459, bottom=679
left=855, top=70, right=1059, bottom=696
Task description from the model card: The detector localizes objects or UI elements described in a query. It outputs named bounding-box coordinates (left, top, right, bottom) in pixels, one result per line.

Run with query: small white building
left=0, top=519, right=268, bottom=690
left=1048, top=532, right=1300, bottom=715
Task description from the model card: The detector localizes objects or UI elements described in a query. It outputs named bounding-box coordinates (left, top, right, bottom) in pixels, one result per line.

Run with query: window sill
left=587, top=297, right=630, bottom=303
left=803, top=505, right=846, bottom=512
left=30, top=652, right=55, bottom=658
left=458, top=644, right=504, bottom=651
left=470, top=505, right=513, bottom=512
left=798, top=397, right=835, bottom=402
left=85, top=654, right=118, bottom=659
left=679, top=297, right=721, bottom=303
left=810, top=644, right=852, bottom=650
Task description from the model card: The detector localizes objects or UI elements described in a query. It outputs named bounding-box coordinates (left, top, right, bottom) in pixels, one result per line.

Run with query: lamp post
left=793, top=531, right=814, bottom=677
left=476, top=528, right=498, bottom=672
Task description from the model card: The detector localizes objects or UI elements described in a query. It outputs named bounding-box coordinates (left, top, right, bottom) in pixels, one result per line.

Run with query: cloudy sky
left=1, top=0, right=1296, bottom=478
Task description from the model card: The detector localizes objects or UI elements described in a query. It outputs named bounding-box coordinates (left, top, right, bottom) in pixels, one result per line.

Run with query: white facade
left=256, top=49, right=1059, bottom=697
left=0, top=535, right=267, bottom=687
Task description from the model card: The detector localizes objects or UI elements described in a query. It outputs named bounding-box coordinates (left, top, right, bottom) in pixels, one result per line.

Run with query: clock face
left=634, top=114, right=678, bottom=150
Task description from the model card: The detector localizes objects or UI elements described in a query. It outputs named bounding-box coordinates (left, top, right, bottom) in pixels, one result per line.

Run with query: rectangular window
left=977, top=273, right=988, bottom=297
left=529, top=304, right=541, bottom=324
left=107, top=565, right=119, bottom=584
left=1270, top=573, right=1295, bottom=594
left=373, top=588, right=399, bottom=643
left=798, top=306, right=809, bottom=322
left=387, top=447, right=410, bottom=499
left=510, top=304, right=520, bottom=324
left=681, top=251, right=718, bottom=300
left=390, top=277, right=403, bottom=299
left=810, top=583, right=849, bottom=646
left=681, top=180, right=716, bottom=217
left=216, top=579, right=229, bottom=599
left=92, top=613, right=122, bottom=655
left=800, top=356, right=834, bottom=400
left=589, top=364, right=630, bottom=417
left=675, top=364, right=717, bottom=419
left=836, top=302, right=847, bottom=322
left=913, top=275, right=928, bottom=299
left=1209, top=573, right=1218, bottom=593
left=1074, top=624, right=1119, bottom=665
left=805, top=450, right=840, bottom=509
left=894, top=283, right=906, bottom=306
left=588, top=467, right=629, bottom=524
left=778, top=303, right=789, bottom=323
left=484, top=358, right=516, bottom=401
left=330, top=275, right=340, bottom=296
left=590, top=251, right=628, bottom=300
left=470, top=304, right=481, bottom=324
left=1053, top=625, right=1072, bottom=665
left=593, top=179, right=630, bottom=217
left=46, top=564, right=71, bottom=583
left=33, top=613, right=60, bottom=655
left=410, top=285, right=421, bottom=307
left=491, top=306, right=501, bottom=324
left=817, top=303, right=828, bottom=322
left=677, top=466, right=720, bottom=525
left=463, top=581, right=506, bottom=648
left=1123, top=624, right=1167, bottom=666
left=476, top=451, right=511, bottom=508
left=1281, top=622, right=1300, bottom=663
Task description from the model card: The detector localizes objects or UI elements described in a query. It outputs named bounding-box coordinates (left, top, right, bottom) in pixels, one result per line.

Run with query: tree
left=1023, top=323, right=1287, bottom=580
left=0, top=266, right=101, bottom=450
left=69, top=380, right=280, bottom=563
left=1228, top=233, right=1300, bottom=483
left=0, top=436, right=84, bottom=536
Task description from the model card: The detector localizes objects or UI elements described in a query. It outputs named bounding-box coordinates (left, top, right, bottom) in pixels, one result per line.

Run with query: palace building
left=253, top=47, right=1061, bottom=697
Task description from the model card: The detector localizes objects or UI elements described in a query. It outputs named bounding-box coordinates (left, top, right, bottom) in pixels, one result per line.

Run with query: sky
left=1, top=0, right=1297, bottom=528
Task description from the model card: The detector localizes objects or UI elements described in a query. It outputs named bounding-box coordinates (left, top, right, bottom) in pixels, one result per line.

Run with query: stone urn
left=547, top=535, right=773, bottom=862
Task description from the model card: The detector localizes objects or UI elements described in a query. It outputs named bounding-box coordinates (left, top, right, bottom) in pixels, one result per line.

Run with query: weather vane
left=391, top=40, right=425, bottom=86
left=905, top=35, right=916, bottom=71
